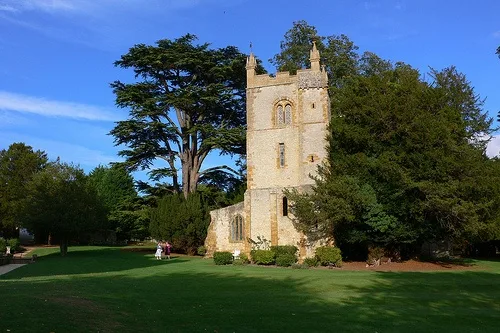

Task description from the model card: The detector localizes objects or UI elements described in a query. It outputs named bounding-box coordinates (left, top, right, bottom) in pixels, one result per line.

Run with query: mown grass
left=1, top=246, right=500, bottom=332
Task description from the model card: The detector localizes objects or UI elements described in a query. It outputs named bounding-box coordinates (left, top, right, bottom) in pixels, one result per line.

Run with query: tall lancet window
left=231, top=215, right=244, bottom=242
left=276, top=101, right=292, bottom=127
left=282, top=197, right=288, bottom=216
left=277, top=105, right=284, bottom=125
left=279, top=143, right=285, bottom=167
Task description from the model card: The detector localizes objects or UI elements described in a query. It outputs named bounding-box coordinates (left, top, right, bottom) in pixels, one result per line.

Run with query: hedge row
left=213, top=246, right=342, bottom=268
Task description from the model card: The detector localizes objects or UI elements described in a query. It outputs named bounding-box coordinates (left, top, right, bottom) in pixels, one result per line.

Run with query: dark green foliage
left=281, top=24, right=500, bottom=256
left=0, top=238, right=5, bottom=253
left=197, top=246, right=207, bottom=256
left=87, top=165, right=142, bottom=240
left=315, top=247, right=343, bottom=267
left=276, top=254, right=297, bottom=267
left=270, top=245, right=298, bottom=257
left=110, top=34, right=265, bottom=198
left=303, top=257, right=320, bottom=267
left=0, top=143, right=47, bottom=237
left=213, top=251, right=233, bottom=265
left=271, top=20, right=359, bottom=89
left=250, top=249, right=275, bottom=265
left=149, top=193, right=210, bottom=254
left=19, top=161, right=106, bottom=255
left=7, top=238, right=20, bottom=253
left=270, top=20, right=322, bottom=75
left=239, top=253, right=249, bottom=264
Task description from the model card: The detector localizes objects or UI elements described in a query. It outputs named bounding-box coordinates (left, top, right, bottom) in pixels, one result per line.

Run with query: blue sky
left=1, top=0, right=499, bottom=183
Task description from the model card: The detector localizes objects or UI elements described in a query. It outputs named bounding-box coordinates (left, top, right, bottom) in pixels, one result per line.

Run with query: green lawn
left=1, top=247, right=500, bottom=332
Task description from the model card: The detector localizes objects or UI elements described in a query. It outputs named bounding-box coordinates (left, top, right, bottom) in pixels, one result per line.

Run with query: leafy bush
left=197, top=246, right=207, bottom=256
left=276, top=254, right=297, bottom=267
left=367, top=246, right=385, bottom=265
left=303, top=256, right=320, bottom=267
left=291, top=263, right=309, bottom=269
left=250, top=249, right=275, bottom=265
left=315, top=246, right=343, bottom=267
left=0, top=238, right=6, bottom=254
left=213, top=251, right=233, bottom=265
left=270, top=245, right=298, bottom=257
left=233, top=259, right=246, bottom=266
left=7, top=238, right=20, bottom=253
left=239, top=253, right=250, bottom=264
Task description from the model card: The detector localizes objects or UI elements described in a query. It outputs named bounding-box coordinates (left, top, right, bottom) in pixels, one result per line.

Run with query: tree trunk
left=59, top=238, right=68, bottom=256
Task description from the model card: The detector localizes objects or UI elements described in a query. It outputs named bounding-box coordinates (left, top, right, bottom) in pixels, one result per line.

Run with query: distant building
left=204, top=43, right=330, bottom=259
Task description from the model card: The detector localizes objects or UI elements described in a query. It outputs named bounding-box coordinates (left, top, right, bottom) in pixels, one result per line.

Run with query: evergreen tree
left=20, top=161, right=106, bottom=255
left=284, top=39, right=500, bottom=257
left=88, top=165, right=145, bottom=240
left=110, top=34, right=265, bottom=198
left=149, top=193, right=210, bottom=254
left=0, top=143, right=47, bottom=237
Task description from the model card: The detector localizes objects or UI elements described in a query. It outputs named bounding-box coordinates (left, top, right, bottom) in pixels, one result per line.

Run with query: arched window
left=231, top=215, right=244, bottom=242
left=276, top=101, right=292, bottom=127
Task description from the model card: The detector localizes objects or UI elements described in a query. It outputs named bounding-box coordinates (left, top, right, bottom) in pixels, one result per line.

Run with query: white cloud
left=0, top=0, right=87, bottom=14
left=486, top=135, right=500, bottom=158
left=0, top=4, right=18, bottom=12
left=0, top=91, right=119, bottom=121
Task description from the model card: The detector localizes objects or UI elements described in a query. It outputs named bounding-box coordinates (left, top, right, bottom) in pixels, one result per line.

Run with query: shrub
left=232, top=259, right=245, bottom=266
left=303, top=256, right=320, bottom=267
left=251, top=249, right=275, bottom=265
left=0, top=238, right=6, bottom=254
left=315, top=246, right=343, bottom=267
left=239, top=253, right=250, bottom=264
left=291, top=263, right=309, bottom=269
left=197, top=246, right=207, bottom=256
left=276, top=254, right=297, bottom=267
left=367, top=246, right=385, bottom=265
left=213, top=251, right=233, bottom=265
left=7, top=239, right=20, bottom=253
left=270, top=245, right=298, bottom=257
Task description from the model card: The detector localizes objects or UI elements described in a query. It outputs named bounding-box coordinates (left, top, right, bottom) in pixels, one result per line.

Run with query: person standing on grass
left=155, top=242, right=163, bottom=260
left=164, top=241, right=172, bottom=259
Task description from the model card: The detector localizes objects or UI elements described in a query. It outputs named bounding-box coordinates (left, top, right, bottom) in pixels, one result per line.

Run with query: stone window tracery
left=276, top=101, right=292, bottom=127
left=231, top=214, right=244, bottom=242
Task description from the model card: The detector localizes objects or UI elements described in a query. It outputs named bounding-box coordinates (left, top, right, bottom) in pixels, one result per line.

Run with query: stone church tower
left=205, top=43, right=330, bottom=259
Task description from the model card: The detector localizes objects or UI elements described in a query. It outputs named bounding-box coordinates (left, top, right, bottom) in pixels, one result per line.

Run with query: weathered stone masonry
left=204, top=43, right=330, bottom=259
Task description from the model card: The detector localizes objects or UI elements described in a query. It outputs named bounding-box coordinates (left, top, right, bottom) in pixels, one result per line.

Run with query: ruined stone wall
left=204, top=202, right=244, bottom=257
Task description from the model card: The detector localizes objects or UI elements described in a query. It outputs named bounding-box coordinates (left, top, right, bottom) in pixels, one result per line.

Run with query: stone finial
left=309, top=41, right=320, bottom=71
left=246, top=52, right=256, bottom=70
left=246, top=52, right=256, bottom=87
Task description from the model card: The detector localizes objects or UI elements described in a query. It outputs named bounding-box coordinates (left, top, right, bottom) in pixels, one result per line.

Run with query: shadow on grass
left=1, top=260, right=500, bottom=332
left=1, top=246, right=189, bottom=279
